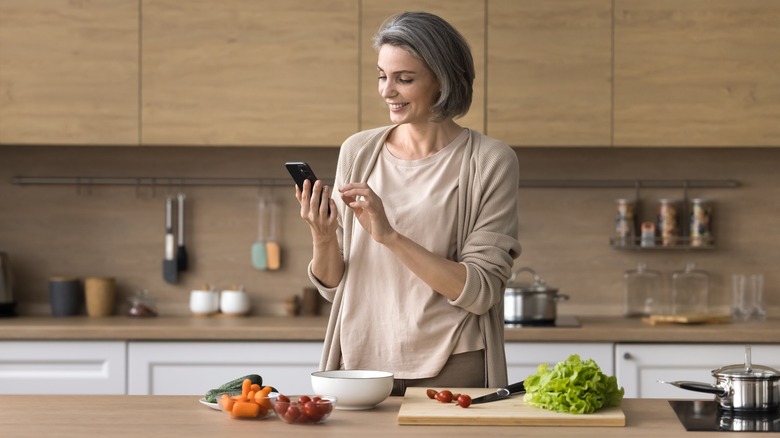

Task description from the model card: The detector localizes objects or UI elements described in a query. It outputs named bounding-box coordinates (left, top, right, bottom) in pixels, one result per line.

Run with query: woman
left=295, top=11, right=521, bottom=394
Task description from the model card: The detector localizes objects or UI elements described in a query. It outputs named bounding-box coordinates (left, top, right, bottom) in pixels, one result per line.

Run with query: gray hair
left=373, top=11, right=474, bottom=122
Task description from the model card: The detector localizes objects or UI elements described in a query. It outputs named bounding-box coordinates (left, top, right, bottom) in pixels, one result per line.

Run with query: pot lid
left=714, top=363, right=780, bottom=379
left=507, top=267, right=558, bottom=293
left=713, top=346, right=780, bottom=379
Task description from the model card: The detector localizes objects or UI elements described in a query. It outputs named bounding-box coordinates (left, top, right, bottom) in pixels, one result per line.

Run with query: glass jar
left=671, top=262, right=709, bottom=314
left=624, top=262, right=663, bottom=317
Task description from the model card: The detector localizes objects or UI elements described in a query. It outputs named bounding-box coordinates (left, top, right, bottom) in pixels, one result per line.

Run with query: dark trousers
left=391, top=349, right=486, bottom=396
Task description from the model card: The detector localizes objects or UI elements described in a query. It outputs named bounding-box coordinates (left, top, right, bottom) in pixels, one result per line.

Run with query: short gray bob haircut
left=373, top=11, right=475, bottom=122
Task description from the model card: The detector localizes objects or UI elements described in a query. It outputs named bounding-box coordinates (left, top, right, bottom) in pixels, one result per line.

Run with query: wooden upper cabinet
left=0, top=0, right=139, bottom=145
left=487, top=0, right=612, bottom=147
left=614, top=0, right=780, bottom=147
left=360, top=0, right=485, bottom=133
left=141, top=0, right=358, bottom=146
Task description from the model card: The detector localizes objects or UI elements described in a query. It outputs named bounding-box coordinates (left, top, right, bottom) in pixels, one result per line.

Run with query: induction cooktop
left=505, top=315, right=581, bottom=328
left=669, top=400, right=780, bottom=432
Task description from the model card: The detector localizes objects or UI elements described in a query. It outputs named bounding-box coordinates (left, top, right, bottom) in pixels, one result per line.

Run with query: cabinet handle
left=623, top=352, right=632, bottom=360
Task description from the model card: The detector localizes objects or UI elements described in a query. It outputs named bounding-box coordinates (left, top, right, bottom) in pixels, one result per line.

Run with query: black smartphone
left=285, top=161, right=330, bottom=213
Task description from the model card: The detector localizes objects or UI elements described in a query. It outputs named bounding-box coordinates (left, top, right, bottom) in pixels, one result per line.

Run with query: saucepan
left=661, top=346, right=780, bottom=412
left=504, top=267, right=569, bottom=326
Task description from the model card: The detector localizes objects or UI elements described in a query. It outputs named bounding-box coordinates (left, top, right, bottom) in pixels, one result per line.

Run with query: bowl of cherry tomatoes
left=272, top=394, right=337, bottom=424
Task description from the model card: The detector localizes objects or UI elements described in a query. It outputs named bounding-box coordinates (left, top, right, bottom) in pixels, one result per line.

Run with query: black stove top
left=669, top=400, right=780, bottom=432
left=505, top=315, right=581, bottom=328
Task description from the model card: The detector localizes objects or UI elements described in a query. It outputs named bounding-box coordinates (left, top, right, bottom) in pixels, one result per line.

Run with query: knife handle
left=506, top=380, right=525, bottom=394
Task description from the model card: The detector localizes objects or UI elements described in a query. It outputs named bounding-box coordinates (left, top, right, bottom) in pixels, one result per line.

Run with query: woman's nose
left=379, top=81, right=395, bottom=97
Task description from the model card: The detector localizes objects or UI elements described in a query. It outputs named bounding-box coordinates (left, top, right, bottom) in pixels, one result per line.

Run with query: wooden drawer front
left=0, top=341, right=127, bottom=394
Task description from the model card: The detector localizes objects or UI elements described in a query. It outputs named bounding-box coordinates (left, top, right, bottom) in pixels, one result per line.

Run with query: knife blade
left=470, top=380, right=525, bottom=404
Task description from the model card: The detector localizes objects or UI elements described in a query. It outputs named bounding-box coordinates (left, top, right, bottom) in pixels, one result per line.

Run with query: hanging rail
left=10, top=176, right=740, bottom=189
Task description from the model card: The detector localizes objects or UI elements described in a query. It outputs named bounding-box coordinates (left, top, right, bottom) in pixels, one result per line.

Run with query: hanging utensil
left=176, top=192, right=188, bottom=272
left=266, top=197, right=281, bottom=270
left=251, top=195, right=268, bottom=270
left=163, top=196, right=178, bottom=283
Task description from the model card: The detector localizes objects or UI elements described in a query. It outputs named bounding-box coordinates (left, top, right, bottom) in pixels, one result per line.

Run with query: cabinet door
left=487, top=0, right=612, bottom=146
left=614, top=0, right=780, bottom=147
left=141, top=0, right=358, bottom=146
left=0, top=341, right=127, bottom=394
left=128, top=341, right=323, bottom=395
left=0, top=0, right=139, bottom=145
left=616, top=344, right=780, bottom=399
left=360, top=0, right=485, bottom=133
left=505, top=342, right=613, bottom=384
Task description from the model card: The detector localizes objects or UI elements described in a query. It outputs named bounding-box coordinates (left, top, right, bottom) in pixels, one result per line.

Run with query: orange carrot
left=250, top=383, right=261, bottom=393
left=247, top=390, right=256, bottom=401
left=231, top=401, right=261, bottom=418
left=241, top=378, right=252, bottom=399
left=220, top=395, right=236, bottom=413
left=255, top=386, right=274, bottom=409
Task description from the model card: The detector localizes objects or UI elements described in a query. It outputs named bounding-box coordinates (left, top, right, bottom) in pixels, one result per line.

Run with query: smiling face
left=376, top=45, right=440, bottom=126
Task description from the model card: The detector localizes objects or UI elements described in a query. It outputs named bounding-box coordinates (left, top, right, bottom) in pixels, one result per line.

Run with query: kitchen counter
left=0, top=395, right=759, bottom=437
left=0, top=315, right=778, bottom=343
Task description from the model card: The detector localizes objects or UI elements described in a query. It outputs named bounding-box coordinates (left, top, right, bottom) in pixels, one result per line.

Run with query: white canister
left=220, top=289, right=250, bottom=316
left=189, top=289, right=219, bottom=316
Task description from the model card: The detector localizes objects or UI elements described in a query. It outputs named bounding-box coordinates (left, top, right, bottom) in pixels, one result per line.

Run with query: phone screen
left=285, top=161, right=330, bottom=213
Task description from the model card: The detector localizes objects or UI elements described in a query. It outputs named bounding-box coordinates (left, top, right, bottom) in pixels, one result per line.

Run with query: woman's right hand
left=295, top=179, right=337, bottom=241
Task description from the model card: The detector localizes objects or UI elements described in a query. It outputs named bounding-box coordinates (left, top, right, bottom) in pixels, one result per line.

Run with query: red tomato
left=426, top=389, right=438, bottom=399
left=303, top=401, right=324, bottom=422
left=298, top=395, right=312, bottom=404
left=435, top=390, right=453, bottom=403
left=283, top=404, right=301, bottom=423
left=316, top=399, right=334, bottom=415
left=457, top=394, right=472, bottom=408
left=274, top=400, right=290, bottom=416
left=277, top=394, right=290, bottom=403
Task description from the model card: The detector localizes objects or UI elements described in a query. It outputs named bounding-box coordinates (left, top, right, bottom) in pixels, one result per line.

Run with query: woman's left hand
left=339, top=183, right=395, bottom=244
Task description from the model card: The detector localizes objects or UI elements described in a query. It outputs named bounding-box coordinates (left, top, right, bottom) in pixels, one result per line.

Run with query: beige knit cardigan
left=308, top=125, right=522, bottom=388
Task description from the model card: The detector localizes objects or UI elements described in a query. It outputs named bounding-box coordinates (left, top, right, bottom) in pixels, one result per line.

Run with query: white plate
left=199, top=398, right=221, bottom=410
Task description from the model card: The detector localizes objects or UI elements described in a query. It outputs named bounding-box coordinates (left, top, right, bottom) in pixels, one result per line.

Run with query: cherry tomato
left=277, top=394, right=290, bottom=403
left=435, top=390, right=453, bottom=403
left=283, top=404, right=301, bottom=423
left=298, top=395, right=312, bottom=404
left=303, top=401, right=324, bottom=422
left=426, top=389, right=438, bottom=399
left=457, top=394, right=472, bottom=408
left=274, top=400, right=290, bottom=416
left=317, top=399, right=334, bottom=415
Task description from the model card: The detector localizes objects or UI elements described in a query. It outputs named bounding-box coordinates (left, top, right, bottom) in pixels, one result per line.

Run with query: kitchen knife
left=470, top=380, right=525, bottom=404
left=176, top=192, right=188, bottom=272
left=163, top=196, right=178, bottom=284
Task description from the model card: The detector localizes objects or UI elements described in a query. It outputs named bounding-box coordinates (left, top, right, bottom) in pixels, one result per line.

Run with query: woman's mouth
left=388, top=102, right=408, bottom=111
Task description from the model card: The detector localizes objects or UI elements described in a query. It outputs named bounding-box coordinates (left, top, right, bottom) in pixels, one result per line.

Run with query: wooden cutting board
left=642, top=313, right=732, bottom=325
left=397, top=387, right=625, bottom=426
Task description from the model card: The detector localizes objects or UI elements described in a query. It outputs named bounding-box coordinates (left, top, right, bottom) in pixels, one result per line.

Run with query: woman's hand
left=295, top=179, right=337, bottom=242
left=339, top=183, right=396, bottom=244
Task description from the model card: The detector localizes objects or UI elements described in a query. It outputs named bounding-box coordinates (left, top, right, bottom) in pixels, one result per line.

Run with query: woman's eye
left=399, top=78, right=412, bottom=84
left=378, top=76, right=387, bottom=81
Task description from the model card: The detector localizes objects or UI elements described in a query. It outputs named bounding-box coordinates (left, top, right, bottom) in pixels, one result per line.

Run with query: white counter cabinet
left=616, top=343, right=780, bottom=399
left=127, top=341, right=323, bottom=396
left=505, top=342, right=614, bottom=383
left=0, top=341, right=126, bottom=394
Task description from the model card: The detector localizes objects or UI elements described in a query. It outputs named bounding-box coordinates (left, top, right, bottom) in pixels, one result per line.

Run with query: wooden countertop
left=0, top=395, right=758, bottom=437
left=0, top=315, right=779, bottom=343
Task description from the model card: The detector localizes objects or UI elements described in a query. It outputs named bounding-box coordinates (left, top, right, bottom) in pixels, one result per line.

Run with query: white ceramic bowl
left=310, top=370, right=393, bottom=410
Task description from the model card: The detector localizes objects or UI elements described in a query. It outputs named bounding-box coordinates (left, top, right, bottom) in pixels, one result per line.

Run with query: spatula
left=251, top=196, right=268, bottom=270
left=176, top=192, right=188, bottom=272
left=266, top=198, right=281, bottom=270
left=163, top=195, right=178, bottom=283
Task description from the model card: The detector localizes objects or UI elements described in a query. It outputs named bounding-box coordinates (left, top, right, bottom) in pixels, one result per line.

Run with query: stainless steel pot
left=504, top=267, right=569, bottom=325
left=663, top=346, right=780, bottom=412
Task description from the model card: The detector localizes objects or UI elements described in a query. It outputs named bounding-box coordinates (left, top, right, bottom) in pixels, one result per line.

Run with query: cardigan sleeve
left=450, top=137, right=521, bottom=315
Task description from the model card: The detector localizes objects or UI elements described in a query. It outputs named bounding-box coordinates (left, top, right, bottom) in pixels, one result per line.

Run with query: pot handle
left=659, top=380, right=728, bottom=397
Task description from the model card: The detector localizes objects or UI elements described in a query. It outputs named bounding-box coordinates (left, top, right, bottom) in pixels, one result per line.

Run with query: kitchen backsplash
left=0, top=145, right=777, bottom=317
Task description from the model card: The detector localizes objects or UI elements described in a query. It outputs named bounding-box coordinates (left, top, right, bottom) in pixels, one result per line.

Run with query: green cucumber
left=204, top=374, right=264, bottom=403
left=217, top=374, right=263, bottom=392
